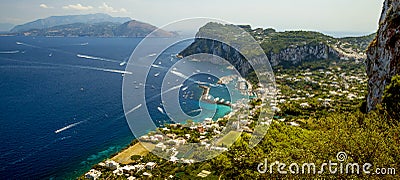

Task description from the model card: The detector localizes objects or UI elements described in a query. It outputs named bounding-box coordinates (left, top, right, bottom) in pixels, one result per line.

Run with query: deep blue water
left=0, top=36, right=233, bottom=179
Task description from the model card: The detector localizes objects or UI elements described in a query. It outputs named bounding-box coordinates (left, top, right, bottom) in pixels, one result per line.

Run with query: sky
left=0, top=0, right=385, bottom=36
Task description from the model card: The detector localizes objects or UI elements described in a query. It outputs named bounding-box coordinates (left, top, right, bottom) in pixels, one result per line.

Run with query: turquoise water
left=0, top=36, right=238, bottom=179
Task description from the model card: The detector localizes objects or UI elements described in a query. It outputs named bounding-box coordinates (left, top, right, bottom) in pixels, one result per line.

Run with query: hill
left=10, top=13, right=131, bottom=33
left=5, top=15, right=176, bottom=38
left=114, top=20, right=176, bottom=37
left=179, top=22, right=375, bottom=68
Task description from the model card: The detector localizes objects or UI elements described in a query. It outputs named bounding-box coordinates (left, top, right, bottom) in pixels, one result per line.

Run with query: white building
left=146, top=162, right=157, bottom=170
left=85, top=169, right=101, bottom=180
left=105, top=160, right=119, bottom=170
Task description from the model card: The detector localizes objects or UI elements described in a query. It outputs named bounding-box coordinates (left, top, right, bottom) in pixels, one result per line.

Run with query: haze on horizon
left=0, top=0, right=385, bottom=37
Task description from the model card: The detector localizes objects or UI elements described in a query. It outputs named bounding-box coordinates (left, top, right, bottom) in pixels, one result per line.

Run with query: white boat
left=157, top=107, right=165, bottom=114
left=119, top=61, right=127, bottom=66
left=154, top=72, right=160, bottom=77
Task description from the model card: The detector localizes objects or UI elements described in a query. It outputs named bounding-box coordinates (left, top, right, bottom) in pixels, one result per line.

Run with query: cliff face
left=366, top=0, right=400, bottom=111
left=179, top=39, right=254, bottom=77
left=180, top=37, right=340, bottom=72
left=268, top=43, right=339, bottom=67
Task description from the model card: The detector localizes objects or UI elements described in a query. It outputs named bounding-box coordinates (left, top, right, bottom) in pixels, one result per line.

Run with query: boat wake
left=171, top=70, right=188, bottom=79
left=54, top=120, right=86, bottom=134
left=77, top=54, right=120, bottom=63
left=125, top=104, right=142, bottom=115
left=0, top=56, right=133, bottom=75
left=0, top=50, right=19, bottom=54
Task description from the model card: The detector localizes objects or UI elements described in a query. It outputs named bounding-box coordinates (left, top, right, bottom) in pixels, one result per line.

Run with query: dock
left=199, top=85, right=231, bottom=107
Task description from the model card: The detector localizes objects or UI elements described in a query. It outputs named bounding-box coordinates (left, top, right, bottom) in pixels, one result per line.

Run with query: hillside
left=114, top=20, right=176, bottom=37
left=10, top=13, right=131, bottom=33
left=4, top=16, right=176, bottom=38
left=16, top=22, right=120, bottom=37
left=179, top=23, right=375, bottom=68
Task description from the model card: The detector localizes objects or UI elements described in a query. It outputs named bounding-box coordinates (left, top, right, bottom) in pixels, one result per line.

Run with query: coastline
left=79, top=74, right=270, bottom=179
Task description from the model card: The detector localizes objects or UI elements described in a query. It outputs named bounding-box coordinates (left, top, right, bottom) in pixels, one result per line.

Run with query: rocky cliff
left=179, top=22, right=377, bottom=72
left=179, top=38, right=254, bottom=77
left=366, top=0, right=400, bottom=111
left=268, top=43, right=339, bottom=67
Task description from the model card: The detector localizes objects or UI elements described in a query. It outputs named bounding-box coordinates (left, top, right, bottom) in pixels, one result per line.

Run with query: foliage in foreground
left=90, top=109, right=399, bottom=179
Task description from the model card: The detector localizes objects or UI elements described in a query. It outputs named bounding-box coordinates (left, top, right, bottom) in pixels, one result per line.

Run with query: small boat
left=154, top=72, right=160, bottom=77
left=119, top=61, right=127, bottom=66
left=157, top=107, right=165, bottom=114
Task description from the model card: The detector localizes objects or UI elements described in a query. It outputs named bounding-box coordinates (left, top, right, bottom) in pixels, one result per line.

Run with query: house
left=170, top=156, right=179, bottom=162
left=181, top=159, right=195, bottom=164
left=176, top=138, right=187, bottom=145
left=85, top=169, right=101, bottom=180
left=197, top=126, right=205, bottom=133
left=197, top=170, right=212, bottom=178
left=121, top=165, right=136, bottom=173
left=153, top=134, right=164, bottom=141
left=210, top=146, right=228, bottom=151
left=133, top=164, right=145, bottom=172
left=155, top=143, right=167, bottom=151
left=272, top=106, right=281, bottom=112
left=139, top=135, right=150, bottom=141
left=143, top=172, right=152, bottom=177
left=146, top=162, right=157, bottom=170
left=113, top=168, right=123, bottom=176
left=288, top=122, right=300, bottom=127
left=300, top=103, right=310, bottom=108
left=105, top=160, right=119, bottom=170
left=127, top=176, right=136, bottom=180
left=166, top=133, right=177, bottom=139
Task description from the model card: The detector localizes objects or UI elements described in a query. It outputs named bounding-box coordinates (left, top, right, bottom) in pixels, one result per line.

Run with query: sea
left=0, top=36, right=233, bottom=179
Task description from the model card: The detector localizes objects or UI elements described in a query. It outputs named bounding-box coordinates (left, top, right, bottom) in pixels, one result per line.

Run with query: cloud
left=99, top=2, right=128, bottom=13
left=39, top=4, right=53, bottom=9
left=62, top=4, right=93, bottom=11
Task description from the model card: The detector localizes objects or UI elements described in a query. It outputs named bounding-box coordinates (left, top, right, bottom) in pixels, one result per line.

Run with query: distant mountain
left=0, top=23, right=14, bottom=32
left=8, top=20, right=176, bottom=38
left=114, top=20, right=176, bottom=37
left=17, top=22, right=121, bottom=37
left=10, top=13, right=131, bottom=33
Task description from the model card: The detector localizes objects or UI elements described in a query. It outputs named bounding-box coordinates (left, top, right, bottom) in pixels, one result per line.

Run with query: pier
left=199, top=85, right=232, bottom=107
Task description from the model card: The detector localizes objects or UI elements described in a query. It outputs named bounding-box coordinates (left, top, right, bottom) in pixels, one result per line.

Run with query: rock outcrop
left=179, top=38, right=255, bottom=77
left=366, top=0, right=400, bottom=111
left=268, top=43, right=339, bottom=67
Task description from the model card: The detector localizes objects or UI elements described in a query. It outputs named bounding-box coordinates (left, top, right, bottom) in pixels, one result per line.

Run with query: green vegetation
left=79, top=23, right=400, bottom=180
left=259, top=31, right=331, bottom=54
left=382, top=75, right=400, bottom=121
left=80, top=58, right=400, bottom=179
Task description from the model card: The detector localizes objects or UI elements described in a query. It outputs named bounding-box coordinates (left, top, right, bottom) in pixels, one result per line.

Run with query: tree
left=382, top=75, right=400, bottom=121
